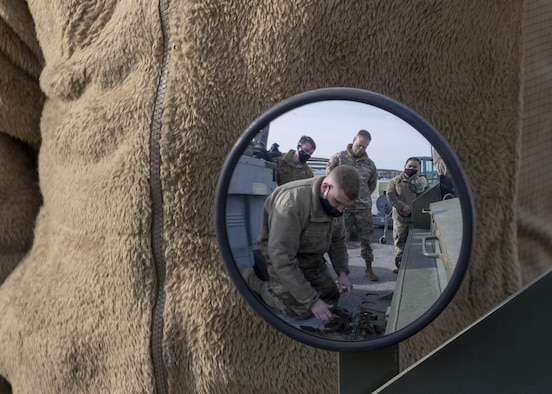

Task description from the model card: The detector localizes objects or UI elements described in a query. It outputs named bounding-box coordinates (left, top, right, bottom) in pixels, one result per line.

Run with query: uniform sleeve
left=367, top=161, right=378, bottom=194
left=386, top=178, right=405, bottom=212
left=325, top=153, right=339, bottom=175
left=266, top=195, right=319, bottom=309
left=0, top=1, right=44, bottom=284
left=432, top=148, right=447, bottom=176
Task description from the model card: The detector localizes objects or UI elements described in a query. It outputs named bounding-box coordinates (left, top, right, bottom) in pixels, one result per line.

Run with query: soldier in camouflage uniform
left=240, top=166, right=360, bottom=322
left=326, top=130, right=379, bottom=281
left=275, top=135, right=316, bottom=185
left=386, top=157, right=421, bottom=273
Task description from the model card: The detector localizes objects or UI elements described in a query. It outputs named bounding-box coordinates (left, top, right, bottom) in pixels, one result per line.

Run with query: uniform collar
left=311, top=176, right=334, bottom=223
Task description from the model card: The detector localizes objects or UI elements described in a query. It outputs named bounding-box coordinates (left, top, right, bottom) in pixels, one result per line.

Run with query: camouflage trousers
left=344, top=204, right=374, bottom=262
left=259, top=260, right=340, bottom=320
left=392, top=216, right=412, bottom=261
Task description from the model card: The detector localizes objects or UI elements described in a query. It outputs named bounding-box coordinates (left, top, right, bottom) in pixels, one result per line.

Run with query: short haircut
left=327, top=165, right=360, bottom=201
left=405, top=157, right=421, bottom=165
left=298, top=135, right=316, bottom=150
left=356, top=129, right=372, bottom=141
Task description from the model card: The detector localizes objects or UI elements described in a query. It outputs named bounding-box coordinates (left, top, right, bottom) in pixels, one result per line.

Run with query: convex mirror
left=215, top=88, right=474, bottom=351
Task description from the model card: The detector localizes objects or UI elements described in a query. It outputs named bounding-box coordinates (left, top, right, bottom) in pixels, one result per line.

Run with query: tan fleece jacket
left=0, top=1, right=550, bottom=393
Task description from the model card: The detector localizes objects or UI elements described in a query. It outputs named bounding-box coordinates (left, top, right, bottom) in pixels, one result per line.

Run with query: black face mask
left=298, top=150, right=311, bottom=163
left=320, top=189, right=343, bottom=217
left=405, top=168, right=418, bottom=178
left=320, top=197, right=342, bottom=217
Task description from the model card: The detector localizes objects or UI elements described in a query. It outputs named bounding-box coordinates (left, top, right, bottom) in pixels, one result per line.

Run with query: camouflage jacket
left=258, top=176, right=348, bottom=310
left=326, top=144, right=377, bottom=206
left=386, top=172, right=417, bottom=221
left=275, top=149, right=314, bottom=185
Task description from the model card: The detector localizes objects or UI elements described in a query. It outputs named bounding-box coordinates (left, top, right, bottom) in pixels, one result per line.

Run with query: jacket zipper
left=150, top=0, right=171, bottom=393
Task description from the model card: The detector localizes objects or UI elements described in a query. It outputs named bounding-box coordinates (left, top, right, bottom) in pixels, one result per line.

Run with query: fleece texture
left=0, top=0, right=550, bottom=392
left=517, top=0, right=552, bottom=285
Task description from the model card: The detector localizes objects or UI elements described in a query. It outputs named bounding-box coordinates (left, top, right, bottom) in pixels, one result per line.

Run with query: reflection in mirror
left=225, top=100, right=463, bottom=343
left=227, top=101, right=462, bottom=340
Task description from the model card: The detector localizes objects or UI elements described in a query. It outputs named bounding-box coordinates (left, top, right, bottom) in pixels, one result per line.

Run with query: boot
left=364, top=261, right=379, bottom=281
left=392, top=256, right=401, bottom=274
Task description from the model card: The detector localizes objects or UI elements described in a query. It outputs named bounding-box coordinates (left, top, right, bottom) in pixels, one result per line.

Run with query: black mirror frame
left=215, top=87, right=475, bottom=352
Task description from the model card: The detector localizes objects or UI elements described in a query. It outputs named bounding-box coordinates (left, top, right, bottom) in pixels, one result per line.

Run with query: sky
left=266, top=100, right=432, bottom=171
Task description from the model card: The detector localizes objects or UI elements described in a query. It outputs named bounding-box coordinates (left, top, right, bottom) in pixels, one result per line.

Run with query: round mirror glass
left=215, top=88, right=474, bottom=351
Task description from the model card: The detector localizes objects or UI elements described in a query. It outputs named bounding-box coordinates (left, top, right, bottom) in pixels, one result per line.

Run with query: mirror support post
left=339, top=345, right=400, bottom=393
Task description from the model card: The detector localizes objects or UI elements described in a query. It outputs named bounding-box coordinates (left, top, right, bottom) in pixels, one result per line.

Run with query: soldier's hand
left=311, top=299, right=333, bottom=321
left=337, top=272, right=353, bottom=297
